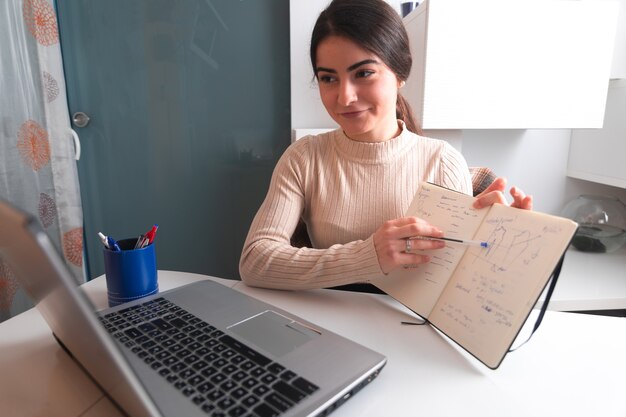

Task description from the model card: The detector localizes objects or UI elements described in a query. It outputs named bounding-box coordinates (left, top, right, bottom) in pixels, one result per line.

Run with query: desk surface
left=540, top=246, right=626, bottom=311
left=1, top=270, right=625, bottom=417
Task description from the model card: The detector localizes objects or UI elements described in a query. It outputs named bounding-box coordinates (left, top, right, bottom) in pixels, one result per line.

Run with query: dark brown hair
left=310, top=0, right=422, bottom=135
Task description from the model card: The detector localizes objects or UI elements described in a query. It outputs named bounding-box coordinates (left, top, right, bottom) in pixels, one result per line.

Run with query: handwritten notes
left=374, top=183, right=488, bottom=317
left=429, top=203, right=576, bottom=367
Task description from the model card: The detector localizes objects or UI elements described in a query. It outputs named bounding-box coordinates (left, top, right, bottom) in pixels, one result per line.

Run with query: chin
left=337, top=120, right=372, bottom=138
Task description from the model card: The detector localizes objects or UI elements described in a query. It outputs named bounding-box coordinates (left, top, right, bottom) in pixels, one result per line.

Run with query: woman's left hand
left=473, top=177, right=533, bottom=210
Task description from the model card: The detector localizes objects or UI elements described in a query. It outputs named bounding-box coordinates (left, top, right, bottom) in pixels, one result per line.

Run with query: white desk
left=1, top=270, right=625, bottom=417
left=539, top=246, right=626, bottom=312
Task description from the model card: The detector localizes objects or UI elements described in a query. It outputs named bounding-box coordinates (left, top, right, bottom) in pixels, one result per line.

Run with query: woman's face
left=315, top=36, right=402, bottom=142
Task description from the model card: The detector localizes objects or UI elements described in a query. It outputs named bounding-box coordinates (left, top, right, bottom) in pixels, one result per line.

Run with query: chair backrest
left=469, top=166, right=497, bottom=197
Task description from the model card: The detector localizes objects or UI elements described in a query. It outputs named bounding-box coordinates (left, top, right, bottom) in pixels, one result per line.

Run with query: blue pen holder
left=103, top=238, right=158, bottom=307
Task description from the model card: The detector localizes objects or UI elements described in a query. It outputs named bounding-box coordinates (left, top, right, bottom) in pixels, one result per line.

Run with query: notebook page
left=374, top=183, right=487, bottom=318
left=429, top=204, right=577, bottom=368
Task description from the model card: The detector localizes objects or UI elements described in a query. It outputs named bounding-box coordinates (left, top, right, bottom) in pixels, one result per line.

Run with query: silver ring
left=405, top=238, right=412, bottom=253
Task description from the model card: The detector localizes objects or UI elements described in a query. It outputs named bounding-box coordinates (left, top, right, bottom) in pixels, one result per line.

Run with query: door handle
left=70, top=129, right=81, bottom=160
left=72, top=111, right=90, bottom=128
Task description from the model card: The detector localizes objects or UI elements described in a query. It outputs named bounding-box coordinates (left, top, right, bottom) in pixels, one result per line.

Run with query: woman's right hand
left=373, top=217, right=446, bottom=275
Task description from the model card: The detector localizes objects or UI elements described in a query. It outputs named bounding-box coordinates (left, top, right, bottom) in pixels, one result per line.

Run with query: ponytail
left=396, top=93, right=422, bottom=135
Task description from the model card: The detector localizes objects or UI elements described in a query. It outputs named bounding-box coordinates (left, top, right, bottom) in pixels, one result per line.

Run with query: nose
left=337, top=81, right=357, bottom=106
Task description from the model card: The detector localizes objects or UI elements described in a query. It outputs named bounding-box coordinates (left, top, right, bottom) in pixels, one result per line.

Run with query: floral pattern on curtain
left=0, top=0, right=84, bottom=322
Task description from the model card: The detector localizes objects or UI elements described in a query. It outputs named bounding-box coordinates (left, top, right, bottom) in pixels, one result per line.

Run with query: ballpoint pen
left=133, top=234, right=145, bottom=249
left=98, top=232, right=121, bottom=251
left=135, top=224, right=159, bottom=249
left=98, top=232, right=109, bottom=249
left=412, top=235, right=489, bottom=248
left=107, top=236, right=121, bottom=251
left=141, top=224, right=158, bottom=248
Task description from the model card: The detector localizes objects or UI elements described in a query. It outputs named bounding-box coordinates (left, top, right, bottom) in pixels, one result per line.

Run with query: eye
left=355, top=69, right=375, bottom=79
left=317, top=74, right=337, bottom=84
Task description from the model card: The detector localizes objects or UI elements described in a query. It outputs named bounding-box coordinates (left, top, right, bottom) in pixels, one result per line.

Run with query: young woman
left=239, top=0, right=531, bottom=290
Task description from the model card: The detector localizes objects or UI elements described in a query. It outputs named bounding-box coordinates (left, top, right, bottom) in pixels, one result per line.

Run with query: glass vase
left=561, top=195, right=626, bottom=253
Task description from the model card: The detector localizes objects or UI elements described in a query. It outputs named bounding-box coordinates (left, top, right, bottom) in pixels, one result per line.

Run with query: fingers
left=473, top=179, right=533, bottom=211
left=510, top=186, right=533, bottom=210
left=373, top=217, right=445, bottom=274
left=473, top=177, right=506, bottom=209
left=377, top=217, right=443, bottom=241
left=473, top=190, right=507, bottom=209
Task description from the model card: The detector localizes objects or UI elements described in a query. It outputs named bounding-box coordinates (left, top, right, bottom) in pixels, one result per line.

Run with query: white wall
left=290, top=0, right=626, bottom=216
left=460, top=129, right=626, bottom=215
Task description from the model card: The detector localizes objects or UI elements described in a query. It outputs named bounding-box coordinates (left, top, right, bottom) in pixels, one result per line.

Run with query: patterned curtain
left=0, top=0, right=84, bottom=322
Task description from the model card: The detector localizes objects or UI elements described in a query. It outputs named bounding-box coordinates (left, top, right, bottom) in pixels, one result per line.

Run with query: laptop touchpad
left=228, top=310, right=320, bottom=357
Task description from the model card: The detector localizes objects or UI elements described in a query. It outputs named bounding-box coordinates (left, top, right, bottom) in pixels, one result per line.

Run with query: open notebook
left=374, top=182, right=577, bottom=369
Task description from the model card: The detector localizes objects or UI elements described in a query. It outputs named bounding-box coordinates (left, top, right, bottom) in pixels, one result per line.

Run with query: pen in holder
left=103, top=238, right=158, bottom=307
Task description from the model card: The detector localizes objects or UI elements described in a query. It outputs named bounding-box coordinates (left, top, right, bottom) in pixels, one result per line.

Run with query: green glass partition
left=56, top=0, right=291, bottom=280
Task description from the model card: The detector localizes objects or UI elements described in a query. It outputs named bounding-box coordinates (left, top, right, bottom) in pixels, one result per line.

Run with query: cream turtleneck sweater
left=239, top=123, right=472, bottom=290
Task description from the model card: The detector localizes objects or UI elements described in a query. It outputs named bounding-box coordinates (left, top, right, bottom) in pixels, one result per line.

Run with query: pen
left=98, top=232, right=109, bottom=249
left=133, top=234, right=145, bottom=249
left=141, top=224, right=159, bottom=248
left=413, top=236, right=489, bottom=248
left=106, top=236, right=121, bottom=251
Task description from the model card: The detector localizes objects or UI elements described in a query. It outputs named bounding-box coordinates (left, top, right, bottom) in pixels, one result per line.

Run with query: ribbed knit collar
left=332, top=121, right=417, bottom=164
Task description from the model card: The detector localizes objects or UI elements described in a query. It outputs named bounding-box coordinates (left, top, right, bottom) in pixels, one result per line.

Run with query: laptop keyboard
left=99, top=297, right=319, bottom=417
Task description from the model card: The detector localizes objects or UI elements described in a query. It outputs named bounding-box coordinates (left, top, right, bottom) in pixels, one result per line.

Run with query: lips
left=339, top=109, right=367, bottom=118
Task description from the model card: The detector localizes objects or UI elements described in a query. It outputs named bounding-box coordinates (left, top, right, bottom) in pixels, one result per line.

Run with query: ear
left=398, top=80, right=406, bottom=88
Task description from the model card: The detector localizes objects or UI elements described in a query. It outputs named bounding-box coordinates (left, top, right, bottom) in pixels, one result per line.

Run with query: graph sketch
left=469, top=215, right=544, bottom=273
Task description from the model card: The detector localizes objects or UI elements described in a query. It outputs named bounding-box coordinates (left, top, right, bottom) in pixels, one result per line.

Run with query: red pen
left=142, top=224, right=159, bottom=247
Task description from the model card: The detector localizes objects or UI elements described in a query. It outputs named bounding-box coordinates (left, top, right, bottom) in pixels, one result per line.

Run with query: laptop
left=0, top=200, right=386, bottom=417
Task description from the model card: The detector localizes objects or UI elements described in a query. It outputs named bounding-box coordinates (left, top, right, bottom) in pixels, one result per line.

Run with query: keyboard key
left=169, top=317, right=187, bottom=328
left=171, top=362, right=187, bottom=372
left=265, top=393, right=293, bottom=412
left=253, top=403, right=280, bottom=417
left=252, top=385, right=270, bottom=397
left=138, top=322, right=157, bottom=333
left=222, top=365, right=237, bottom=375
left=188, top=375, right=205, bottom=386
left=206, top=389, right=225, bottom=402
left=260, top=374, right=277, bottom=385
left=197, top=381, right=214, bottom=394
left=267, top=363, right=285, bottom=375
left=272, top=380, right=306, bottom=403
left=192, top=395, right=205, bottom=405
left=227, top=405, right=247, bottom=416
left=279, top=370, right=297, bottom=382
left=292, top=377, right=319, bottom=395
left=231, top=371, right=248, bottom=382
left=220, top=335, right=271, bottom=367
left=150, top=318, right=173, bottom=331
left=220, top=380, right=237, bottom=392
left=231, top=387, right=248, bottom=399
left=201, top=367, right=218, bottom=378
left=192, top=360, right=209, bottom=371
left=179, top=368, right=195, bottom=379
left=210, top=373, right=227, bottom=385
left=242, top=395, right=260, bottom=407
left=124, top=328, right=143, bottom=339
left=241, top=377, right=259, bottom=390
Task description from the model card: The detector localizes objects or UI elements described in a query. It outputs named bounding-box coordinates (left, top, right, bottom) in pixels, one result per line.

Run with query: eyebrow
left=315, top=59, right=380, bottom=75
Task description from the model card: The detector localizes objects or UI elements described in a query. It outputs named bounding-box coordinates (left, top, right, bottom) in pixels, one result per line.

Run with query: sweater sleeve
left=239, top=141, right=384, bottom=290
